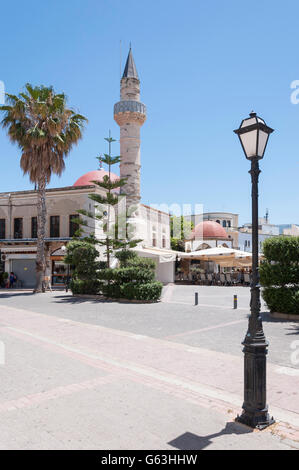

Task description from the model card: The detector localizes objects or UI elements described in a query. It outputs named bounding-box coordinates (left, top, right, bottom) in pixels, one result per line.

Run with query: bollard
left=234, top=294, right=237, bottom=309
left=195, top=292, right=198, bottom=306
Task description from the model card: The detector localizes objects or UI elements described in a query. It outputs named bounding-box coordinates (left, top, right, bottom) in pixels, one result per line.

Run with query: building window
left=162, top=236, right=166, bottom=248
left=223, top=220, right=227, bottom=227
left=216, top=220, right=220, bottom=224
left=31, top=217, right=37, bottom=238
left=0, top=219, right=5, bottom=239
left=50, top=216, right=60, bottom=238
left=69, top=215, right=79, bottom=237
left=227, top=220, right=231, bottom=228
left=14, top=218, right=23, bottom=239
left=152, top=226, right=157, bottom=247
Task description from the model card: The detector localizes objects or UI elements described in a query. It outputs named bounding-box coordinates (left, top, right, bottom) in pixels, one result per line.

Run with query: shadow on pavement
left=53, top=295, right=101, bottom=305
left=168, top=422, right=252, bottom=450
left=261, top=311, right=298, bottom=323
left=285, top=325, right=299, bottom=335
left=0, top=291, right=35, bottom=298
left=53, top=295, right=155, bottom=305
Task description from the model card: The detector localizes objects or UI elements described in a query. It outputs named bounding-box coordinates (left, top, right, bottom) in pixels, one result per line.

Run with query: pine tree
left=78, top=134, right=141, bottom=268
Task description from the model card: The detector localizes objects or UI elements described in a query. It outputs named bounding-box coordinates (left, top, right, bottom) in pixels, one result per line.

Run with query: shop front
left=50, top=247, right=72, bottom=287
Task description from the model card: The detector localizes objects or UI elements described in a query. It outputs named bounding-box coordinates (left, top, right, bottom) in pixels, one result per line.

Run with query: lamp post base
left=236, top=409, right=275, bottom=431
left=236, top=332, right=275, bottom=431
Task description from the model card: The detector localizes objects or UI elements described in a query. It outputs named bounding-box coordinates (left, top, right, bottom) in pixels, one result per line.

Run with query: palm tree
left=0, top=84, right=87, bottom=292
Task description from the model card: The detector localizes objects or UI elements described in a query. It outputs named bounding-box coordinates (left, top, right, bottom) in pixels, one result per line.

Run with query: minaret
left=114, top=48, right=146, bottom=208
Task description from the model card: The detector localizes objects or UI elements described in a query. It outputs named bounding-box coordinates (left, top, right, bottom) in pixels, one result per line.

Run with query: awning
left=177, top=246, right=262, bottom=267
left=133, top=246, right=178, bottom=263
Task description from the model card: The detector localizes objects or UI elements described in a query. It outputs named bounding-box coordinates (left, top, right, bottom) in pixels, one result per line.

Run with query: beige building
left=0, top=185, right=102, bottom=287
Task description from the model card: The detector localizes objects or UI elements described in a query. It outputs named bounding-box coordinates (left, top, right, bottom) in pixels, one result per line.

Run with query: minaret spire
left=122, top=47, right=139, bottom=79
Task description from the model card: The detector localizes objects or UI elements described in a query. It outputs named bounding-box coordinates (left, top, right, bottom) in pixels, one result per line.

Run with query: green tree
left=0, top=84, right=87, bottom=292
left=64, top=240, right=101, bottom=295
left=78, top=135, right=141, bottom=268
left=64, top=240, right=99, bottom=280
left=170, top=215, right=194, bottom=251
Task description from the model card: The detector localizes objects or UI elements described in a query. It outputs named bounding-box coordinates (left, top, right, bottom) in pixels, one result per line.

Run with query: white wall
left=156, top=261, right=175, bottom=284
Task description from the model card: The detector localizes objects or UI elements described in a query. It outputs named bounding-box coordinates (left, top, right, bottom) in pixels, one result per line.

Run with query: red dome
left=73, top=170, right=119, bottom=188
left=192, top=221, right=228, bottom=239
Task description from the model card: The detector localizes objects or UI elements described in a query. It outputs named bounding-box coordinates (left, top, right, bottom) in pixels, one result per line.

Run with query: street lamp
left=234, top=111, right=274, bottom=430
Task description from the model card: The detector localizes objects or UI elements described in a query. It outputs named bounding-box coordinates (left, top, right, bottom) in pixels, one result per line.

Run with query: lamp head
left=234, top=111, right=274, bottom=160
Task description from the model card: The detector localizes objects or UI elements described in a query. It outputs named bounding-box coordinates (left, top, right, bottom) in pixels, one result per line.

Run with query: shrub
left=260, top=236, right=299, bottom=314
left=101, top=283, right=122, bottom=299
left=98, top=267, right=155, bottom=284
left=262, top=287, right=299, bottom=315
left=120, top=281, right=163, bottom=301
left=133, top=281, right=163, bottom=301
left=119, top=282, right=136, bottom=300
left=262, top=236, right=299, bottom=264
left=115, top=267, right=155, bottom=283
left=98, top=250, right=162, bottom=302
left=127, top=257, right=156, bottom=270
left=115, top=249, right=138, bottom=267
left=70, top=279, right=102, bottom=295
left=259, top=262, right=299, bottom=287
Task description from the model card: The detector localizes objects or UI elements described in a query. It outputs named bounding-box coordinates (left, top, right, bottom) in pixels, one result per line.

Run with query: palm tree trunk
left=34, top=177, right=47, bottom=293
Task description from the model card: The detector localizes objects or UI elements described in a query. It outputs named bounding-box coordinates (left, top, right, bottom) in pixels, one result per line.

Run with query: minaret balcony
left=114, top=100, right=146, bottom=115
left=114, top=100, right=146, bottom=126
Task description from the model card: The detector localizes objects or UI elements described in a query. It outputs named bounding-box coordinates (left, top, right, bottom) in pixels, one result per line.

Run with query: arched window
left=223, top=220, right=227, bottom=228
left=216, top=220, right=221, bottom=224
left=227, top=220, right=231, bottom=228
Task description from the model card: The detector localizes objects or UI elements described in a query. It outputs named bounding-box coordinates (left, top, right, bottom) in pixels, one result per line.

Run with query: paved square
left=0, top=286, right=298, bottom=450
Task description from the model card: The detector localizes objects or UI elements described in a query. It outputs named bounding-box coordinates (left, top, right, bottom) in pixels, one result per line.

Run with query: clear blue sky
left=0, top=0, right=298, bottom=225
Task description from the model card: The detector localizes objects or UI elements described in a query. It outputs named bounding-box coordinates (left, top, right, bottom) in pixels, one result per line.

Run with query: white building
left=238, top=217, right=279, bottom=253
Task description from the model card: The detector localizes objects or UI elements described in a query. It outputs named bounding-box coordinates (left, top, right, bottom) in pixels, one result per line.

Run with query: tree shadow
left=0, top=291, right=35, bottom=298
left=168, top=422, right=252, bottom=450
left=53, top=295, right=155, bottom=305
left=52, top=295, right=101, bottom=305
left=285, top=325, right=299, bottom=336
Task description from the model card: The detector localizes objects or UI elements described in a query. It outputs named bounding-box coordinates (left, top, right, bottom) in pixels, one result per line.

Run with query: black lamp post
left=234, top=112, right=274, bottom=430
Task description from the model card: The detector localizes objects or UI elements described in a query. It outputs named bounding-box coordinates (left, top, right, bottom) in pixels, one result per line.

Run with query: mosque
left=0, top=48, right=178, bottom=287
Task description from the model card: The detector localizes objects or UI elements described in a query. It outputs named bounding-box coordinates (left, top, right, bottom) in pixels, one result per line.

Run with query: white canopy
left=178, top=246, right=262, bottom=267
left=180, top=246, right=253, bottom=258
